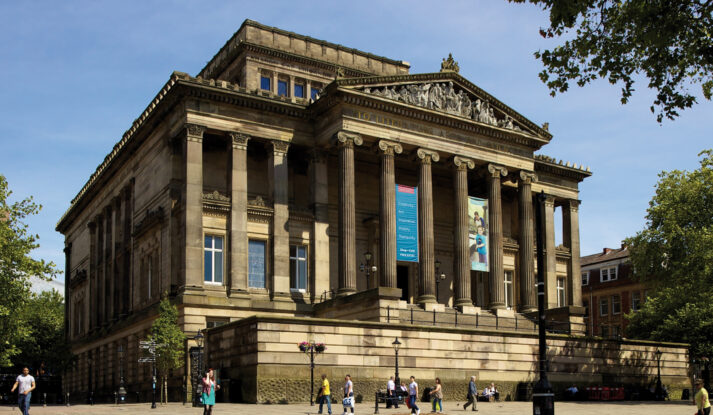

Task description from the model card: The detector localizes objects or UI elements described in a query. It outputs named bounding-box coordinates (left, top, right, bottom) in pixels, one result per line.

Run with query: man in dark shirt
left=463, top=376, right=478, bottom=411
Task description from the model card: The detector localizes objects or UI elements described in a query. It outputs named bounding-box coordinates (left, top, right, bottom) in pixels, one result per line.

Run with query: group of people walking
left=317, top=374, right=355, bottom=415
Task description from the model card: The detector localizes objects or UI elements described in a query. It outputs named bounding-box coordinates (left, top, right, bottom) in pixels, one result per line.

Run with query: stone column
left=452, top=156, right=475, bottom=309
left=229, top=133, right=250, bottom=296
left=487, top=163, right=508, bottom=311
left=416, top=148, right=439, bottom=306
left=122, top=182, right=133, bottom=315
left=310, top=149, right=330, bottom=301
left=543, top=195, right=557, bottom=308
left=378, top=139, right=403, bottom=288
left=184, top=124, right=205, bottom=290
left=269, top=141, right=290, bottom=297
left=104, top=206, right=113, bottom=324
left=96, top=214, right=104, bottom=326
left=518, top=171, right=537, bottom=312
left=88, top=220, right=97, bottom=330
left=335, top=132, right=363, bottom=296
left=563, top=199, right=582, bottom=306
left=63, top=243, right=72, bottom=337
left=113, top=196, right=122, bottom=320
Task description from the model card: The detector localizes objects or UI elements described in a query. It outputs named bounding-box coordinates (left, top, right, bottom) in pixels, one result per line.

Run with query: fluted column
left=269, top=140, right=290, bottom=297
left=543, top=195, right=557, bottom=308
left=518, top=171, right=537, bottom=312
left=452, top=156, right=475, bottom=308
left=229, top=133, right=250, bottom=296
left=417, top=148, right=439, bottom=305
left=310, top=149, right=330, bottom=300
left=563, top=199, right=582, bottom=306
left=378, top=139, right=403, bottom=288
left=487, top=163, right=507, bottom=311
left=336, top=132, right=363, bottom=295
left=184, top=124, right=205, bottom=290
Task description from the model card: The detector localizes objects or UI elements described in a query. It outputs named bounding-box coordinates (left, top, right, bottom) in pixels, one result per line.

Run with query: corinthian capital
left=185, top=124, right=206, bottom=142
left=544, top=195, right=556, bottom=208
left=518, top=170, right=538, bottom=184
left=487, top=163, right=508, bottom=178
left=333, top=131, right=363, bottom=148
left=567, top=199, right=581, bottom=212
left=416, top=148, right=440, bottom=164
left=271, top=140, right=290, bottom=155
left=452, top=156, right=475, bottom=170
left=377, top=139, right=403, bottom=156
left=229, top=132, right=250, bottom=150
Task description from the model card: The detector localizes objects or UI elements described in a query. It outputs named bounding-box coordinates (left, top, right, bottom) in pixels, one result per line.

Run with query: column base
left=492, top=307, right=515, bottom=317
left=489, top=302, right=505, bottom=313
left=417, top=295, right=436, bottom=306
left=336, top=288, right=357, bottom=297
left=423, top=302, right=445, bottom=312
left=457, top=305, right=480, bottom=315
left=518, top=304, right=537, bottom=313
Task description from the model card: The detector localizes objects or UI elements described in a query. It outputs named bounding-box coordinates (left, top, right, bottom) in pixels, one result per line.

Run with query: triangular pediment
left=335, top=72, right=551, bottom=140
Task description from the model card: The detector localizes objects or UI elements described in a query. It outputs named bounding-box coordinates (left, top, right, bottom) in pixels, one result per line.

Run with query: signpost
left=138, top=340, right=163, bottom=409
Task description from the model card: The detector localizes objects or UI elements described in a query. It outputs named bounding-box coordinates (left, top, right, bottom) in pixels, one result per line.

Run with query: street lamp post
left=194, top=330, right=205, bottom=408
left=298, top=341, right=326, bottom=406
left=360, top=251, right=377, bottom=288
left=392, top=337, right=401, bottom=386
left=117, top=344, right=127, bottom=403
left=655, top=349, right=663, bottom=400
left=434, top=259, right=446, bottom=303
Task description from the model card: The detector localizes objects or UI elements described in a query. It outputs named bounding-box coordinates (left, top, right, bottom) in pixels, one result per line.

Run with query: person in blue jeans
left=11, top=367, right=35, bottom=415
left=318, top=374, right=332, bottom=415
left=409, top=376, right=420, bottom=415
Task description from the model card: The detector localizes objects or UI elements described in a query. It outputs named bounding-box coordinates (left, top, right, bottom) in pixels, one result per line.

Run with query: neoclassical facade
left=58, top=20, right=688, bottom=403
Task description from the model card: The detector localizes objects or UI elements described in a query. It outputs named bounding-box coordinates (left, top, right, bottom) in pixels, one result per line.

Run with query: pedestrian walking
left=342, top=374, right=354, bottom=415
left=696, top=379, right=711, bottom=415
left=409, top=376, right=420, bottom=415
left=202, top=368, right=220, bottom=415
left=318, top=374, right=332, bottom=415
left=429, top=377, right=443, bottom=413
left=387, top=376, right=399, bottom=408
left=463, top=375, right=478, bottom=411
left=10, top=367, right=35, bottom=415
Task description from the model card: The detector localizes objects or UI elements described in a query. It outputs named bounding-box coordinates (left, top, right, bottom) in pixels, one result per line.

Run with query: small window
left=504, top=271, right=514, bottom=309
left=600, top=297, right=608, bottom=316
left=290, top=245, right=308, bottom=291
left=311, top=85, right=321, bottom=100
left=600, top=325, right=609, bottom=338
left=631, top=291, right=641, bottom=311
left=260, top=76, right=271, bottom=91
left=581, top=271, right=589, bottom=286
left=556, top=277, right=566, bottom=307
left=611, top=294, right=621, bottom=314
left=600, top=266, right=618, bottom=282
left=147, top=254, right=153, bottom=299
left=206, top=318, right=229, bottom=329
left=277, top=79, right=288, bottom=96
left=249, top=240, right=266, bottom=288
left=204, top=236, right=224, bottom=284
left=294, top=84, right=304, bottom=98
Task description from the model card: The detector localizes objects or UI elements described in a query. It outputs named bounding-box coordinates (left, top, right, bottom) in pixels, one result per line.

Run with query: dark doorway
left=397, top=265, right=409, bottom=302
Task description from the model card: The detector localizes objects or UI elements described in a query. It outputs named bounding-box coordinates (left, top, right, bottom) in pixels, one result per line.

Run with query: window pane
left=290, top=259, right=296, bottom=288
left=249, top=240, right=266, bottom=288
left=298, top=246, right=306, bottom=259
left=215, top=252, right=223, bottom=283
left=278, top=80, right=288, bottom=96
left=205, top=235, right=212, bottom=248
left=298, top=260, right=307, bottom=289
left=215, top=236, right=223, bottom=250
left=204, top=251, right=212, bottom=282
left=290, top=245, right=296, bottom=257
left=261, top=76, right=271, bottom=91
left=294, top=84, right=304, bottom=98
left=311, top=87, right=320, bottom=100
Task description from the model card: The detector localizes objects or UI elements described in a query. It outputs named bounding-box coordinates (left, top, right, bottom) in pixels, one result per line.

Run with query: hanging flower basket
left=298, top=341, right=310, bottom=352
left=314, top=343, right=327, bottom=353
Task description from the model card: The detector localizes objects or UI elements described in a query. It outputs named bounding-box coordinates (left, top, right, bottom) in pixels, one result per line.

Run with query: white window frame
left=611, top=294, right=621, bottom=315
left=248, top=239, right=267, bottom=289
left=204, top=235, right=224, bottom=285
left=290, top=244, right=308, bottom=292
left=504, top=270, right=513, bottom=310
left=632, top=291, right=641, bottom=311
left=556, top=277, right=566, bottom=307
left=581, top=271, right=589, bottom=286
left=600, top=297, right=608, bottom=316
left=600, top=266, right=618, bottom=282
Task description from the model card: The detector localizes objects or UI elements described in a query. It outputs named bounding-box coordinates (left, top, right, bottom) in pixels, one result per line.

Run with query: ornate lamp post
left=434, top=259, right=446, bottom=303
left=194, top=330, right=205, bottom=408
left=655, top=349, right=663, bottom=400
left=392, top=337, right=401, bottom=385
left=360, top=251, right=377, bottom=287
left=298, top=341, right=326, bottom=406
left=117, top=344, right=127, bottom=403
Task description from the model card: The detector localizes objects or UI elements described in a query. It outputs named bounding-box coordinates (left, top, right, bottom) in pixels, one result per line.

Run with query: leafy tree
left=625, top=150, right=713, bottom=358
left=12, top=290, right=74, bottom=374
left=0, top=174, right=58, bottom=366
left=148, top=296, right=186, bottom=403
left=510, top=0, right=713, bottom=122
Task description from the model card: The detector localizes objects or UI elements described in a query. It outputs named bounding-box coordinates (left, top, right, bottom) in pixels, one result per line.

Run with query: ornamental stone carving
left=453, top=155, right=475, bottom=170
left=229, top=132, right=250, bottom=150
left=203, top=190, right=230, bottom=203
left=334, top=131, right=363, bottom=148
left=440, top=53, right=460, bottom=73
left=416, top=148, right=440, bottom=164
left=377, top=139, right=403, bottom=155
left=185, top=124, right=206, bottom=141
left=487, top=163, right=508, bottom=178
left=519, top=170, right=538, bottom=184
left=271, top=140, right=289, bottom=154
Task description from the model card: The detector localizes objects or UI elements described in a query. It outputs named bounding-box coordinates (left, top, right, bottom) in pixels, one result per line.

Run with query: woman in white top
left=342, top=374, right=354, bottom=415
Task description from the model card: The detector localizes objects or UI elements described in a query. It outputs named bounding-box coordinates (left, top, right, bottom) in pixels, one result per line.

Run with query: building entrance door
left=397, top=265, right=409, bottom=302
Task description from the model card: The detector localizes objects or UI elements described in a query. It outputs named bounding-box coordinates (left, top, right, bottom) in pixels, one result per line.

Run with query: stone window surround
left=581, top=270, right=589, bottom=286
left=257, top=67, right=322, bottom=98
left=556, top=276, right=566, bottom=307
left=248, top=236, right=269, bottom=290
left=204, top=233, right=225, bottom=285
left=503, top=269, right=514, bottom=310
left=289, top=240, right=309, bottom=292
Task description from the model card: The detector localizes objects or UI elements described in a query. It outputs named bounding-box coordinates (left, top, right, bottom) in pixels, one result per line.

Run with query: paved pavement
left=0, top=401, right=698, bottom=415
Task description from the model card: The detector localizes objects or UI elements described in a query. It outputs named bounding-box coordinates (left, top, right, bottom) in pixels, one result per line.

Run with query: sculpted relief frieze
left=361, top=81, right=531, bottom=135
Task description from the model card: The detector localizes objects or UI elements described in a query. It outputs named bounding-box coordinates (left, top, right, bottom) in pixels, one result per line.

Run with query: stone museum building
left=57, top=20, right=689, bottom=403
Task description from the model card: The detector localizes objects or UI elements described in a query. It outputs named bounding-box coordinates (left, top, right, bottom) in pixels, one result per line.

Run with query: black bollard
left=374, top=391, right=379, bottom=414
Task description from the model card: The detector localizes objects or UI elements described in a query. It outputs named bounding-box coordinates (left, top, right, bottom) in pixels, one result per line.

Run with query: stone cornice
left=534, top=155, right=592, bottom=182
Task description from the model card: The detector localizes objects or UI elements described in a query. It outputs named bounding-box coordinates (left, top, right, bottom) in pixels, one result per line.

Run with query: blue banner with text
left=396, top=184, right=419, bottom=262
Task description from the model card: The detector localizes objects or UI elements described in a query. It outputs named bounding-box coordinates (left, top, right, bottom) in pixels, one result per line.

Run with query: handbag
left=342, top=396, right=353, bottom=406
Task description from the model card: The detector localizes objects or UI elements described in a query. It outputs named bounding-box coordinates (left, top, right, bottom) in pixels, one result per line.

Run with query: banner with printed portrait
left=468, top=196, right=489, bottom=271
left=395, top=184, right=418, bottom=262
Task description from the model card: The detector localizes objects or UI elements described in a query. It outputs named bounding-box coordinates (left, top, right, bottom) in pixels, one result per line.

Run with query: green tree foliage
left=0, top=175, right=58, bottom=366
left=148, top=296, right=186, bottom=403
left=509, top=0, right=713, bottom=122
left=625, top=150, right=713, bottom=358
left=13, top=290, right=74, bottom=374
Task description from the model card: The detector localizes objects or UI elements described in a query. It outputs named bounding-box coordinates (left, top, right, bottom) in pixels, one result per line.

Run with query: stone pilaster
left=184, top=123, right=205, bottom=291
left=229, top=133, right=250, bottom=296
left=121, top=181, right=133, bottom=315
left=112, top=196, right=122, bottom=320
left=88, top=220, right=97, bottom=330
left=96, top=214, right=104, bottom=326
left=378, top=139, right=403, bottom=288
left=269, top=140, right=290, bottom=297
left=452, top=156, right=475, bottom=308
left=417, top=148, right=439, bottom=306
left=63, top=243, right=72, bottom=337
left=104, top=205, right=113, bottom=324
left=335, top=132, right=363, bottom=296
left=310, top=149, right=330, bottom=301
left=518, top=171, right=537, bottom=312
left=543, top=195, right=557, bottom=308
left=563, top=199, right=582, bottom=306
left=487, top=163, right=508, bottom=311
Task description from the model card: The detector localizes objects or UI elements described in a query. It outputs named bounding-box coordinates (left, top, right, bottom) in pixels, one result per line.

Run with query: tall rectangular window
left=294, top=84, right=304, bottom=98
left=600, top=325, right=609, bottom=338
left=204, top=236, right=224, bottom=284
left=147, top=254, right=153, bottom=298
left=290, top=245, right=308, bottom=290
left=504, top=271, right=513, bottom=309
left=581, top=271, right=589, bottom=286
left=631, top=291, right=641, bottom=311
left=311, top=85, right=321, bottom=100
left=557, top=277, right=566, bottom=307
left=249, top=240, right=266, bottom=288
left=277, top=79, right=288, bottom=96
left=260, top=76, right=271, bottom=91
left=611, top=294, right=621, bottom=314
left=600, top=297, right=608, bottom=316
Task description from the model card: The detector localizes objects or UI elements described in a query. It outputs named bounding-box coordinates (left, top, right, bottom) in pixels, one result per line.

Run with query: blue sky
left=1, top=1, right=711, bottom=282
